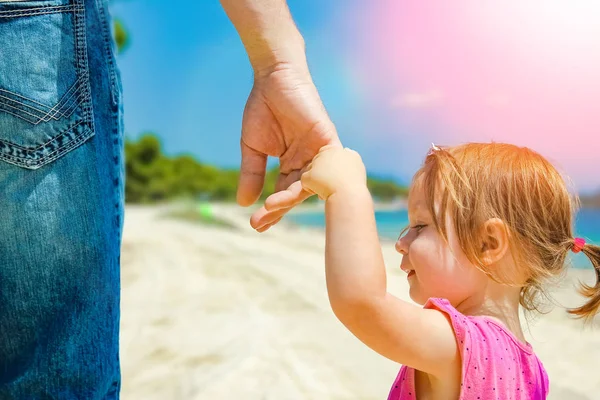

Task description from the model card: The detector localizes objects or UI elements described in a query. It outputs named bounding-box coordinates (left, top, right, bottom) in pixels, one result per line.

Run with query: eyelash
left=398, top=224, right=427, bottom=241
left=411, top=224, right=427, bottom=232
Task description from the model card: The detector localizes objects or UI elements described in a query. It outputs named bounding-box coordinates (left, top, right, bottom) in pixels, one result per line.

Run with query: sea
left=287, top=207, right=600, bottom=270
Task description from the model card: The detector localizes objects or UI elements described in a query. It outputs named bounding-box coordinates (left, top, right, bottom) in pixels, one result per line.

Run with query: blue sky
left=108, top=0, right=425, bottom=187
left=109, top=2, right=383, bottom=168
left=108, top=1, right=600, bottom=194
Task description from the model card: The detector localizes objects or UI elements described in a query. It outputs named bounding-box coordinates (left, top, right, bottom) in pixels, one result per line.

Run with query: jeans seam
left=0, top=79, right=85, bottom=122
left=75, top=0, right=94, bottom=129
left=95, top=0, right=118, bottom=107
left=0, top=5, right=76, bottom=18
left=0, top=117, right=94, bottom=163
left=0, top=80, right=79, bottom=111
left=0, top=90, right=84, bottom=124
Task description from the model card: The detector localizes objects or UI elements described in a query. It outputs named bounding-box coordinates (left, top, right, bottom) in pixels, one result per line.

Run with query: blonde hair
left=409, top=142, right=600, bottom=323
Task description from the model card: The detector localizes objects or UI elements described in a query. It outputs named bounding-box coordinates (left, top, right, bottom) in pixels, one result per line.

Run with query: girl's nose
left=395, top=234, right=408, bottom=255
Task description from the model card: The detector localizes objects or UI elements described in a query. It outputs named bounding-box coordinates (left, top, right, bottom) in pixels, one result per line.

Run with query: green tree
left=124, top=133, right=408, bottom=204
left=125, top=134, right=165, bottom=203
left=367, top=177, right=410, bottom=201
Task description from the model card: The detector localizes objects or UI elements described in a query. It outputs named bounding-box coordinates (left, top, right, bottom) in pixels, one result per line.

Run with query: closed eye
left=411, top=224, right=427, bottom=233
left=397, top=224, right=427, bottom=242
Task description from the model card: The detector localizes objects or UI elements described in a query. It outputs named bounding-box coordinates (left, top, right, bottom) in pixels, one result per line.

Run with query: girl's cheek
left=412, top=234, right=432, bottom=253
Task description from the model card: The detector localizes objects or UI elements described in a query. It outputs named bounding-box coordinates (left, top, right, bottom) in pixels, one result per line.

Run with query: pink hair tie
left=572, top=237, right=586, bottom=253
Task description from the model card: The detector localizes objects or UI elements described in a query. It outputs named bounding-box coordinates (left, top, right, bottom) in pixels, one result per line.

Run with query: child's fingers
left=299, top=174, right=325, bottom=200
left=310, top=144, right=339, bottom=164
left=256, top=216, right=284, bottom=233
left=253, top=184, right=313, bottom=230
left=300, top=162, right=313, bottom=175
left=300, top=169, right=312, bottom=189
left=318, top=144, right=339, bottom=154
left=250, top=205, right=288, bottom=230
left=344, top=147, right=361, bottom=158
left=264, top=181, right=310, bottom=211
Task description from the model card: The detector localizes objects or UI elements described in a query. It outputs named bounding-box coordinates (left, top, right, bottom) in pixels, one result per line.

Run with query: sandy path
left=119, top=204, right=600, bottom=400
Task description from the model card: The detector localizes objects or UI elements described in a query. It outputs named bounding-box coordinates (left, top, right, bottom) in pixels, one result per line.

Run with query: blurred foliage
left=113, top=18, right=130, bottom=54
left=125, top=133, right=277, bottom=204
left=581, top=192, right=600, bottom=208
left=125, top=133, right=409, bottom=204
left=367, top=177, right=409, bottom=200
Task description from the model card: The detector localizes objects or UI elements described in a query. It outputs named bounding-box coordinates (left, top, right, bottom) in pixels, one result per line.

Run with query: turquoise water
left=288, top=207, right=600, bottom=269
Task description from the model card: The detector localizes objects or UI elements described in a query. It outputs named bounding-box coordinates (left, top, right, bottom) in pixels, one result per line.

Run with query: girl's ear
left=480, top=218, right=509, bottom=266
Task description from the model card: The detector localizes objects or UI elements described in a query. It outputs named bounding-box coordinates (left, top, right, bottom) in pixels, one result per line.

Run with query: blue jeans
left=0, top=0, right=123, bottom=398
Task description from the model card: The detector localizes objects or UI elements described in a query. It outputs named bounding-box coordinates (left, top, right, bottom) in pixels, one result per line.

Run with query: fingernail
left=257, top=225, right=269, bottom=233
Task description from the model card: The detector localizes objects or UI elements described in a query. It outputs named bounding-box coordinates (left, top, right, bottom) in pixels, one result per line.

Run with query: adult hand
left=237, top=62, right=341, bottom=232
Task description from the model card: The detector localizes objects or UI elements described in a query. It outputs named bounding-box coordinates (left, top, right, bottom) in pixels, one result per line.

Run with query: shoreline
left=163, top=200, right=597, bottom=269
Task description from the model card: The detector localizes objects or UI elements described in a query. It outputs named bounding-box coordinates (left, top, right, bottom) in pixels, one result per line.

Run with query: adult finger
left=236, top=139, right=268, bottom=207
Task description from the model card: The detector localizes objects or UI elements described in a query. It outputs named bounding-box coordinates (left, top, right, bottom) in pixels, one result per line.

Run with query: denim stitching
left=0, top=92, right=85, bottom=126
left=4, top=77, right=82, bottom=109
left=0, top=78, right=84, bottom=116
left=34, top=83, right=85, bottom=121
left=74, top=0, right=94, bottom=129
left=0, top=121, right=84, bottom=152
left=0, top=92, right=82, bottom=124
left=30, top=123, right=91, bottom=163
left=0, top=0, right=61, bottom=2
left=0, top=123, right=93, bottom=167
left=0, top=115, right=91, bottom=157
left=95, top=0, right=118, bottom=107
left=0, top=104, right=39, bottom=124
left=0, top=5, right=72, bottom=13
left=0, top=6, right=76, bottom=18
left=40, top=80, right=86, bottom=120
left=0, top=8, right=73, bottom=17
left=0, top=0, right=95, bottom=168
left=0, top=119, right=82, bottom=152
left=41, top=93, right=81, bottom=121
left=0, top=4, right=76, bottom=15
left=0, top=84, right=75, bottom=110
left=0, top=95, right=53, bottom=119
left=33, top=127, right=93, bottom=166
left=0, top=10, right=73, bottom=19
left=39, top=92, right=83, bottom=122
left=0, top=88, right=85, bottom=123
left=0, top=101, right=42, bottom=122
left=0, top=98, right=41, bottom=121
left=38, top=0, right=96, bottom=166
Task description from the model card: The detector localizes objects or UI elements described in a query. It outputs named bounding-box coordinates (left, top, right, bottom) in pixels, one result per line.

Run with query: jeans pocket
left=0, top=0, right=95, bottom=170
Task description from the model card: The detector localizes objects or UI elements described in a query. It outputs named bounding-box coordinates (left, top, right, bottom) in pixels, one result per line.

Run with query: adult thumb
left=237, top=140, right=267, bottom=207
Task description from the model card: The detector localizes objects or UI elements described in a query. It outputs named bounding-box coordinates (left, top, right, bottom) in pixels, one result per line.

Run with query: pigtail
left=567, top=240, right=600, bottom=323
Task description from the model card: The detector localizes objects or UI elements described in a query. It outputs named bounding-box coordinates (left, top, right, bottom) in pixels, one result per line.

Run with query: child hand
left=300, top=145, right=367, bottom=200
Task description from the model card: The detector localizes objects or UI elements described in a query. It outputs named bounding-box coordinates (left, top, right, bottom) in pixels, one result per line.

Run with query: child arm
left=324, top=187, right=460, bottom=377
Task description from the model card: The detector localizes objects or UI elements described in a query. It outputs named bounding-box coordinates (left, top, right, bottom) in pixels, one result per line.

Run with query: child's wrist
left=326, top=183, right=370, bottom=201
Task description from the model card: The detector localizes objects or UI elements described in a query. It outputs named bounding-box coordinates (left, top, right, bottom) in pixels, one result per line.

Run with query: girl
left=300, top=142, right=600, bottom=400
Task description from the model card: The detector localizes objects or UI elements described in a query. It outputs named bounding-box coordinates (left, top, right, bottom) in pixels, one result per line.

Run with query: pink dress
left=387, top=298, right=550, bottom=400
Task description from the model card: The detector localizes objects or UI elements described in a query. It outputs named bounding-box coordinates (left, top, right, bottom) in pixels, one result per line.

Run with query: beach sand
left=119, top=203, right=600, bottom=400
